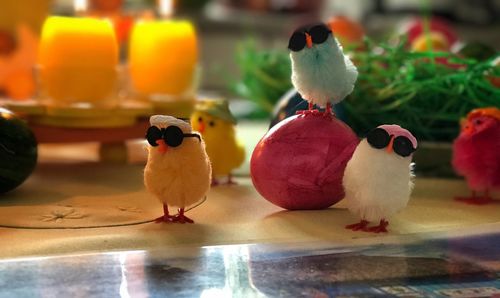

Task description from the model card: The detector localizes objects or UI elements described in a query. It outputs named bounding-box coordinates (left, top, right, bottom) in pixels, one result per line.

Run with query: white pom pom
left=149, top=115, right=192, bottom=133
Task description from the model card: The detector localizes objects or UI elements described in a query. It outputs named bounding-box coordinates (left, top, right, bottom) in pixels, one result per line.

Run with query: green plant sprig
left=233, top=40, right=292, bottom=113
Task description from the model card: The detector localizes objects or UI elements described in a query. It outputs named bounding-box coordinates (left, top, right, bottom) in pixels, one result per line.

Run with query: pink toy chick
left=452, top=107, right=500, bottom=205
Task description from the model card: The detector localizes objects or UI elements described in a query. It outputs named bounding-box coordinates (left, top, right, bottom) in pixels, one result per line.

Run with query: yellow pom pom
left=411, top=32, right=449, bottom=52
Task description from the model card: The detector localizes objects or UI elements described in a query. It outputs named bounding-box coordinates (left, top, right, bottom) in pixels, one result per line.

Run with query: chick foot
left=155, top=204, right=174, bottom=223
left=211, top=177, right=220, bottom=187
left=226, top=174, right=238, bottom=185
left=345, top=220, right=369, bottom=231
left=455, top=190, right=498, bottom=205
left=455, top=196, right=495, bottom=205
left=364, top=220, right=389, bottom=233
left=296, top=109, right=321, bottom=116
left=323, top=103, right=335, bottom=119
left=296, top=102, right=320, bottom=116
left=155, top=215, right=175, bottom=223
left=172, top=208, right=194, bottom=224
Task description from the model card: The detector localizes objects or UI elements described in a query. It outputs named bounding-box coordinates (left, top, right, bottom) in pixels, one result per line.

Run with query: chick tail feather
left=341, top=55, right=358, bottom=101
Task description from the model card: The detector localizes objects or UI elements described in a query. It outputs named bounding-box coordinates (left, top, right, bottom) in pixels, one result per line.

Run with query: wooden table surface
left=0, top=122, right=499, bottom=260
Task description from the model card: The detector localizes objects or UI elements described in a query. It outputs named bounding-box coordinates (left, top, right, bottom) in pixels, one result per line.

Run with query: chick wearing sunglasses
left=343, top=125, right=418, bottom=233
left=144, top=115, right=211, bottom=224
left=288, top=22, right=358, bottom=116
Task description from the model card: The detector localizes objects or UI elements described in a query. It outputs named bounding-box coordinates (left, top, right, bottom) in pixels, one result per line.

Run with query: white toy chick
left=343, top=125, right=418, bottom=233
left=289, top=22, right=358, bottom=116
left=144, top=115, right=211, bottom=224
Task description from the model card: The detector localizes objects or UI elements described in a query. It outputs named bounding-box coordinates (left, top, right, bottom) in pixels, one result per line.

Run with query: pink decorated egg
left=251, top=114, right=359, bottom=210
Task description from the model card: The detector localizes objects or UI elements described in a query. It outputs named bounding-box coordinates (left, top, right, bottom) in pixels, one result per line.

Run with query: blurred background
left=2, top=0, right=499, bottom=102
left=53, top=0, right=500, bottom=97
left=0, top=0, right=499, bottom=179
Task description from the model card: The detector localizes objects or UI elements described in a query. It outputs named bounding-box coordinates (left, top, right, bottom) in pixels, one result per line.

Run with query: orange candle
left=38, top=16, right=118, bottom=107
left=128, top=19, right=198, bottom=97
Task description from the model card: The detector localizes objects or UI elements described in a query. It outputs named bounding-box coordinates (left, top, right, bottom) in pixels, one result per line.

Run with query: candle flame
left=159, top=0, right=174, bottom=18
left=74, top=0, right=87, bottom=13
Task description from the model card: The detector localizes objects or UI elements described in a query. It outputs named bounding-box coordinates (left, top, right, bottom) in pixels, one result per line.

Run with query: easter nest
left=234, top=38, right=500, bottom=142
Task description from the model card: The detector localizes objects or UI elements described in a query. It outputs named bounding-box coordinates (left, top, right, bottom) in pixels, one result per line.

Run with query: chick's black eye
left=309, top=24, right=331, bottom=44
left=163, top=126, right=184, bottom=147
left=198, top=117, right=203, bottom=123
left=366, top=128, right=390, bottom=149
left=474, top=119, right=483, bottom=126
left=146, top=126, right=162, bottom=147
left=393, top=136, right=415, bottom=157
left=288, top=31, right=306, bottom=52
left=209, top=121, right=215, bottom=127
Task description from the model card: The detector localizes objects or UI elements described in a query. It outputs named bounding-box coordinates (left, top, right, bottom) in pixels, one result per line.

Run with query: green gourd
left=0, top=108, right=37, bottom=194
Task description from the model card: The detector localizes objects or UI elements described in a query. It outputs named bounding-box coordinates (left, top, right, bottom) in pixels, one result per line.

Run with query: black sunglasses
left=366, top=128, right=416, bottom=157
left=288, top=24, right=332, bottom=52
left=146, top=125, right=201, bottom=148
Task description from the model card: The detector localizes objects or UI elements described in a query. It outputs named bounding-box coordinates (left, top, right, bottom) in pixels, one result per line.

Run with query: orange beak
left=198, top=122, right=205, bottom=134
left=462, top=124, right=474, bottom=136
left=460, top=118, right=467, bottom=130
left=306, top=33, right=313, bottom=48
left=460, top=118, right=475, bottom=136
left=156, top=139, right=168, bottom=154
left=386, top=136, right=394, bottom=154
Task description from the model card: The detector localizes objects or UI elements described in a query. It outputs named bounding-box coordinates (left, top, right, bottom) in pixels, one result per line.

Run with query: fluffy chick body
left=144, top=126, right=211, bottom=210
left=290, top=36, right=358, bottom=108
left=452, top=108, right=500, bottom=197
left=453, top=131, right=500, bottom=192
left=343, top=139, right=414, bottom=222
left=191, top=111, right=245, bottom=178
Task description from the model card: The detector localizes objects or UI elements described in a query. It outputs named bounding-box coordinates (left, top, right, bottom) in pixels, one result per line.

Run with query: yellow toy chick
left=144, top=115, right=211, bottom=224
left=191, top=100, right=245, bottom=185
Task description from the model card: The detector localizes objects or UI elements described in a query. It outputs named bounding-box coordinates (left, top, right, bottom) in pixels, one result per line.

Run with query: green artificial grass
left=233, top=38, right=500, bottom=141
left=345, top=38, right=500, bottom=141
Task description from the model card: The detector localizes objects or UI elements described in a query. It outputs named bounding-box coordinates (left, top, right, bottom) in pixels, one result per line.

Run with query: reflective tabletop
left=1, top=230, right=499, bottom=298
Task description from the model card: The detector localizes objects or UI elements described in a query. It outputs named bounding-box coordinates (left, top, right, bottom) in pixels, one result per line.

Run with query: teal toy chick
left=191, top=100, right=245, bottom=185
left=288, top=22, right=358, bottom=116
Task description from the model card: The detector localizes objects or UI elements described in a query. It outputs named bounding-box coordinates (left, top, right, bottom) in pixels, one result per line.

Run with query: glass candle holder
left=38, top=16, right=119, bottom=108
left=128, top=19, right=198, bottom=101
